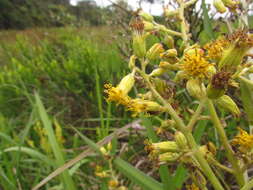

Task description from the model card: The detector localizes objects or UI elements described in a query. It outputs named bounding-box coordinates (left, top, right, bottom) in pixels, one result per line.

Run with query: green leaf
left=35, top=93, right=77, bottom=190
left=193, top=119, right=208, bottom=144
left=240, top=80, right=253, bottom=125
left=202, top=0, right=214, bottom=40
left=74, top=127, right=163, bottom=190
left=172, top=164, right=188, bottom=189
left=113, top=157, right=163, bottom=190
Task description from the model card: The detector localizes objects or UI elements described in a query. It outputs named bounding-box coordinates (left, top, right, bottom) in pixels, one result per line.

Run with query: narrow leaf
left=113, top=157, right=163, bottom=190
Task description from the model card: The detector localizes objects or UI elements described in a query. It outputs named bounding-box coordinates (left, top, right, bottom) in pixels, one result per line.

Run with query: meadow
left=0, top=27, right=134, bottom=190
left=1, top=4, right=253, bottom=189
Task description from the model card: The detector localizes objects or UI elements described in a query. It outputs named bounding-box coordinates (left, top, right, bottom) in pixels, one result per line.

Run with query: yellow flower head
left=104, top=84, right=131, bottom=106
left=204, top=37, right=230, bottom=60
left=182, top=48, right=211, bottom=78
left=104, top=73, right=135, bottom=106
left=231, top=128, right=253, bottom=153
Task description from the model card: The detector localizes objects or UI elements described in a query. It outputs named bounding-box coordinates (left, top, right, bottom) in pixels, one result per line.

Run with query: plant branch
left=207, top=99, right=245, bottom=187
left=136, top=67, right=224, bottom=190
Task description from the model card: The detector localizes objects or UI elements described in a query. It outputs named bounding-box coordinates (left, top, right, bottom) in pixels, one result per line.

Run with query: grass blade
left=240, top=79, right=253, bottom=126
left=34, top=93, right=77, bottom=190
left=202, top=0, right=214, bottom=40
left=113, top=157, right=163, bottom=190
left=1, top=146, right=54, bottom=166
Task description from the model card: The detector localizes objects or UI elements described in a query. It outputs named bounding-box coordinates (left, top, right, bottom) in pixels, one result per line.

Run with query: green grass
left=0, top=27, right=131, bottom=190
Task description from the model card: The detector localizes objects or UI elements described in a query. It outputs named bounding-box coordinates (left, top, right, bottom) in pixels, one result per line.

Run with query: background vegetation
left=0, top=0, right=253, bottom=190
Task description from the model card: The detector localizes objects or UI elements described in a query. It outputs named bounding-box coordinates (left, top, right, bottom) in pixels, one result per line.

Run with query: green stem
left=187, top=100, right=205, bottom=131
left=137, top=68, right=224, bottom=190
left=239, top=76, right=253, bottom=87
left=241, top=178, right=253, bottom=190
left=178, top=1, right=189, bottom=47
left=207, top=99, right=245, bottom=187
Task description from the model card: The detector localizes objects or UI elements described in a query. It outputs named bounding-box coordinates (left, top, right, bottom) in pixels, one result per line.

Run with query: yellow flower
left=104, top=73, right=135, bottom=106
left=104, top=84, right=131, bottom=106
left=182, top=48, right=211, bottom=78
left=231, top=128, right=253, bottom=153
left=204, top=37, right=229, bottom=61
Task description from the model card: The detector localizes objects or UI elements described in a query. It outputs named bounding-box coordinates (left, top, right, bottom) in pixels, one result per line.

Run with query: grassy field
left=0, top=26, right=137, bottom=190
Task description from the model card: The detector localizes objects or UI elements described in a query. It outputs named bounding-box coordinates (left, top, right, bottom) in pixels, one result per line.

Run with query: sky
left=70, top=0, right=211, bottom=16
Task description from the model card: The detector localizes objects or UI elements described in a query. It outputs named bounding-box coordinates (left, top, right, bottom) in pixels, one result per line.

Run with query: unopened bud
left=175, top=131, right=188, bottom=149
left=146, top=43, right=165, bottom=60
left=206, top=65, right=217, bottom=78
left=152, top=141, right=179, bottom=153
left=100, top=147, right=108, bottom=156
left=107, top=142, right=112, bottom=152
left=207, top=142, right=217, bottom=155
left=159, top=152, right=180, bottom=162
left=139, top=10, right=154, bottom=22
left=186, top=79, right=204, bottom=99
left=149, top=68, right=166, bottom=77
left=143, top=21, right=154, bottom=31
left=128, top=55, right=137, bottom=69
left=215, top=95, right=241, bottom=116
left=174, top=71, right=188, bottom=82
left=164, top=8, right=178, bottom=17
left=117, top=73, right=135, bottom=95
left=133, top=35, right=146, bottom=58
left=222, top=0, right=238, bottom=9
left=108, top=180, right=119, bottom=188
left=214, top=0, right=227, bottom=13
left=163, top=35, right=174, bottom=49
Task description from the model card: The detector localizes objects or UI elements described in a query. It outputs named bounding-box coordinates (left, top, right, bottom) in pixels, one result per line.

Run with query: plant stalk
left=137, top=68, right=224, bottom=190
left=207, top=99, right=245, bottom=187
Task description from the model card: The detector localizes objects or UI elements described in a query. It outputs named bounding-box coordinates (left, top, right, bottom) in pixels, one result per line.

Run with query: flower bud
left=164, top=8, right=178, bottom=17
left=107, top=142, right=112, bottom=152
left=163, top=35, right=174, bottom=49
left=174, top=71, right=188, bottom=82
left=214, top=0, right=227, bottom=13
left=139, top=10, right=154, bottom=22
left=117, top=73, right=135, bottom=95
left=128, top=55, right=137, bottom=69
left=206, top=65, right=217, bottom=78
left=143, top=21, right=154, bottom=31
left=186, top=79, right=204, bottom=99
left=175, top=131, right=188, bottom=149
left=159, top=152, right=180, bottom=162
left=100, top=147, right=108, bottom=156
left=149, top=68, right=166, bottom=77
left=159, top=61, right=179, bottom=71
left=215, top=95, right=241, bottom=116
left=152, top=141, right=179, bottom=153
left=108, top=180, right=119, bottom=188
left=133, top=35, right=146, bottom=58
left=222, top=0, right=238, bottom=9
left=207, top=142, right=217, bottom=155
left=163, top=49, right=177, bottom=57
left=146, top=43, right=165, bottom=60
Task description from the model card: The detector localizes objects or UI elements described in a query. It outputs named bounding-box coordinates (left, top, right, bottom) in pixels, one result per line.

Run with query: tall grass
left=0, top=27, right=130, bottom=189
